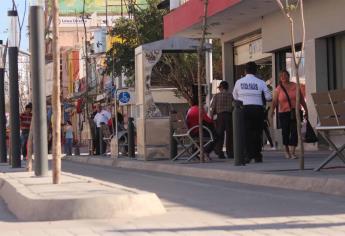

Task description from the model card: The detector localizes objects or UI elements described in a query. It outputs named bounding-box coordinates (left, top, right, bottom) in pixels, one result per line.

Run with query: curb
left=63, top=156, right=345, bottom=197
left=0, top=171, right=166, bottom=221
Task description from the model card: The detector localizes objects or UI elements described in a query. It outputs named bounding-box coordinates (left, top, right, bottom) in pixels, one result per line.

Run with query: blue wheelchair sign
left=118, top=91, right=131, bottom=104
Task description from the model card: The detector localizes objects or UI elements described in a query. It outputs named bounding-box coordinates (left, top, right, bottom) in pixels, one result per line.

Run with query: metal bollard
left=128, top=117, right=135, bottom=158
left=99, top=125, right=104, bottom=155
left=233, top=100, right=246, bottom=166
left=170, top=116, right=177, bottom=159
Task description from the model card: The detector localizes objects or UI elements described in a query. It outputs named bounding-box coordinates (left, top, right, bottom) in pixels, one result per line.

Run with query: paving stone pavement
left=1, top=160, right=345, bottom=235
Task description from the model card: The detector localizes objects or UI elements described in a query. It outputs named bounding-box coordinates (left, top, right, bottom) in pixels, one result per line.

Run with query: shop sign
left=234, top=38, right=271, bottom=65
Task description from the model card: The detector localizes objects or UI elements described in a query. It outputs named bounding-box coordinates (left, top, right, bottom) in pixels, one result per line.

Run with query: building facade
left=163, top=0, right=345, bottom=148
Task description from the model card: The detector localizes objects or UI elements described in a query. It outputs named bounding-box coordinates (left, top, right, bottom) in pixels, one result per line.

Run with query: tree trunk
left=198, top=0, right=209, bottom=163
left=275, top=0, right=306, bottom=170
left=52, top=0, right=61, bottom=184
left=295, top=67, right=304, bottom=170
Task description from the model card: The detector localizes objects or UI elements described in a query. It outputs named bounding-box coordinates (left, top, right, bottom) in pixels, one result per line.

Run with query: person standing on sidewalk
left=20, top=103, right=32, bottom=161
left=232, top=62, right=272, bottom=163
left=270, top=69, right=308, bottom=159
left=64, top=121, right=74, bottom=156
left=210, top=81, right=233, bottom=159
left=93, top=104, right=111, bottom=155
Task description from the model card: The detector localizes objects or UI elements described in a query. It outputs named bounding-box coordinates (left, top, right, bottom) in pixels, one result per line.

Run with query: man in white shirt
left=232, top=62, right=272, bottom=163
left=93, top=104, right=111, bottom=155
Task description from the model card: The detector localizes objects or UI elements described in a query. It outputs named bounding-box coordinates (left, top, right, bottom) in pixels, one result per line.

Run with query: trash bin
left=233, top=100, right=246, bottom=166
left=128, top=117, right=135, bottom=158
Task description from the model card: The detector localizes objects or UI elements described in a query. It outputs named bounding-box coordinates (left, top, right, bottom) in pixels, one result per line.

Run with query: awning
left=164, top=0, right=279, bottom=38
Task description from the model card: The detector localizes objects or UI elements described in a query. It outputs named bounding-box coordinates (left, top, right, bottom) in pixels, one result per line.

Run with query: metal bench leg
left=186, top=138, right=213, bottom=162
left=186, top=137, right=201, bottom=162
left=314, top=132, right=345, bottom=171
left=172, top=137, right=195, bottom=161
left=322, top=132, right=345, bottom=162
left=314, top=151, right=338, bottom=171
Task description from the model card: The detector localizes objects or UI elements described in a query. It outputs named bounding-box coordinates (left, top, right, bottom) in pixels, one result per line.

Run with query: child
left=64, top=121, right=73, bottom=155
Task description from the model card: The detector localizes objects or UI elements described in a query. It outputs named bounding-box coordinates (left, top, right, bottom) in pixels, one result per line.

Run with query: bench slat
left=329, top=89, right=345, bottom=103
left=312, top=92, right=330, bottom=105
left=319, top=117, right=339, bottom=126
left=333, top=103, right=345, bottom=115
left=315, top=104, right=334, bottom=117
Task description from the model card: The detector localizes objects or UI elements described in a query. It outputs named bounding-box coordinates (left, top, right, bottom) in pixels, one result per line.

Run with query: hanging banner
left=59, top=0, right=148, bottom=15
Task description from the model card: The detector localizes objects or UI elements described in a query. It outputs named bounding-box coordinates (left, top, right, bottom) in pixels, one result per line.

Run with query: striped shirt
left=20, top=112, right=32, bottom=130
left=210, top=91, right=233, bottom=115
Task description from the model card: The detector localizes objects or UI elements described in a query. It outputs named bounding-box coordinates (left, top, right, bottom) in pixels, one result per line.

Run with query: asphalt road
left=2, top=160, right=345, bottom=235
left=61, top=160, right=345, bottom=219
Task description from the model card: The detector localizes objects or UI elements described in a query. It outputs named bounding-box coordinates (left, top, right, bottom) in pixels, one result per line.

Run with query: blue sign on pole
left=118, top=91, right=131, bottom=104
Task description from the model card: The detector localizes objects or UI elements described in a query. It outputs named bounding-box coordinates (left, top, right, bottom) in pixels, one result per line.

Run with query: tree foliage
left=153, top=53, right=205, bottom=105
left=106, top=0, right=167, bottom=79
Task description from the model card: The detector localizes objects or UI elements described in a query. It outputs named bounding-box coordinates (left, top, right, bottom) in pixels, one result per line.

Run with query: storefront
left=164, top=0, right=345, bottom=150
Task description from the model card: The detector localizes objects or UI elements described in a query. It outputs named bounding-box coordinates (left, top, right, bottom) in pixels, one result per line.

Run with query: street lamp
left=0, top=40, right=7, bottom=163
left=8, top=10, right=21, bottom=168
left=30, top=0, right=48, bottom=176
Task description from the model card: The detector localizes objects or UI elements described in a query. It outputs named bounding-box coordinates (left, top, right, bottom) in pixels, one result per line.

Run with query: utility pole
left=0, top=40, right=7, bottom=163
left=30, top=1, right=49, bottom=176
left=8, top=10, right=21, bottom=168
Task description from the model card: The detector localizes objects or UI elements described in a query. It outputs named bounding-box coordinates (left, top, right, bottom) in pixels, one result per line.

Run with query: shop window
left=327, top=33, right=345, bottom=90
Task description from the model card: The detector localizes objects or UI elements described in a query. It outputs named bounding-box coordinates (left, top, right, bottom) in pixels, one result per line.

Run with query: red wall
left=164, top=0, right=241, bottom=38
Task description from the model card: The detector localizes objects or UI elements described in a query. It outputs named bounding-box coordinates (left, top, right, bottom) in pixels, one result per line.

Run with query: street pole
left=8, top=10, right=21, bottom=168
left=30, top=4, right=48, bottom=176
left=0, top=40, right=7, bottom=163
left=205, top=39, right=213, bottom=114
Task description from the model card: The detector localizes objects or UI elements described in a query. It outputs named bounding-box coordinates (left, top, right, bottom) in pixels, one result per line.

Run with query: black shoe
left=255, top=153, right=263, bottom=163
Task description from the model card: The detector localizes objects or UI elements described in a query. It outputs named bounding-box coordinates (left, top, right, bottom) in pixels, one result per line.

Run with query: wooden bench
left=312, top=89, right=345, bottom=171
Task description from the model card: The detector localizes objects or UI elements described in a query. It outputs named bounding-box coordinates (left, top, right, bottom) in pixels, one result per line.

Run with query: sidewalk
left=64, top=150, right=345, bottom=197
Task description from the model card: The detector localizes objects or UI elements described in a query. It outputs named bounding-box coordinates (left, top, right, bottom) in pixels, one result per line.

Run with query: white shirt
left=232, top=74, right=272, bottom=106
left=93, top=110, right=111, bottom=127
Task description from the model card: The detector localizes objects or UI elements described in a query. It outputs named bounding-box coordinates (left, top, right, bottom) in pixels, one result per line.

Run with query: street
left=2, top=160, right=345, bottom=235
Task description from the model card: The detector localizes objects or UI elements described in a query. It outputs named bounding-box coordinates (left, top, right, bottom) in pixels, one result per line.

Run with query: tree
left=106, top=0, right=166, bottom=81
left=52, top=0, right=61, bottom=184
left=275, top=0, right=306, bottom=170
left=197, top=0, right=209, bottom=163
left=106, top=0, right=222, bottom=106
left=153, top=53, right=204, bottom=105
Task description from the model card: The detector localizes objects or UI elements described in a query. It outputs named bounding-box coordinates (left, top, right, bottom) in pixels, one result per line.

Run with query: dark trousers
left=215, top=112, right=233, bottom=158
left=95, top=127, right=107, bottom=155
left=243, top=105, right=264, bottom=161
left=64, top=138, right=73, bottom=156
left=279, top=111, right=299, bottom=147
left=20, top=129, right=29, bottom=159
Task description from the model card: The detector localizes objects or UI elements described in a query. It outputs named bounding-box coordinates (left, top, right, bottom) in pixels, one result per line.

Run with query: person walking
left=20, top=103, right=32, bottom=161
left=232, top=62, right=272, bottom=163
left=210, top=81, right=233, bottom=159
left=64, top=121, right=74, bottom=156
left=93, top=104, right=111, bottom=155
left=270, top=69, right=308, bottom=159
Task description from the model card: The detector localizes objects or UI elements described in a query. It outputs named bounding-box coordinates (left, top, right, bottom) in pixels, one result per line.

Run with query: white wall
left=262, top=0, right=345, bottom=52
